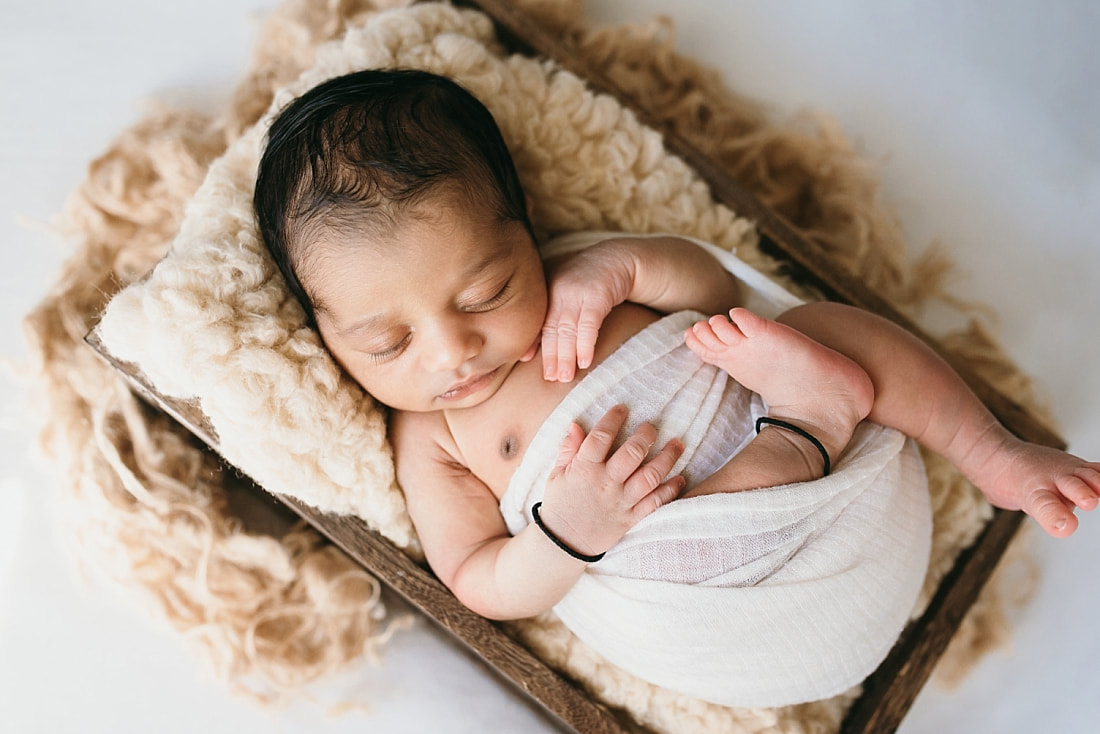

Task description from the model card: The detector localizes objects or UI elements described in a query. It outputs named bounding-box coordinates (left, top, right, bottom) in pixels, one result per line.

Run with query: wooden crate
left=87, top=1, right=1064, bottom=731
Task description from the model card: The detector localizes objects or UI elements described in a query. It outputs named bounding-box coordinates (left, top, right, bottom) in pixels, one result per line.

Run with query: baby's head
left=255, top=69, right=547, bottom=411
left=255, top=68, right=534, bottom=320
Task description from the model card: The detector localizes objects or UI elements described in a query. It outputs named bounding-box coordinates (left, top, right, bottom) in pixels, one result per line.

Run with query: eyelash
left=367, top=333, right=412, bottom=364
left=364, top=281, right=512, bottom=363
left=464, top=281, right=511, bottom=313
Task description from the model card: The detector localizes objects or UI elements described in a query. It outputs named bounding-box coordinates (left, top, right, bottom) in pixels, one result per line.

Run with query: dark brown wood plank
left=85, top=329, right=631, bottom=734
left=279, top=498, right=629, bottom=733
left=840, top=507, right=1025, bottom=733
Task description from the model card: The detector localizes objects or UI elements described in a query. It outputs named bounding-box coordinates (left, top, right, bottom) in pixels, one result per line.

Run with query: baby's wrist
left=587, top=238, right=639, bottom=300
left=530, top=502, right=606, bottom=562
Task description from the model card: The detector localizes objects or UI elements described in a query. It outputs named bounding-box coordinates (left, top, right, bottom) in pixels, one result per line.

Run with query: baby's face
left=309, top=196, right=546, bottom=412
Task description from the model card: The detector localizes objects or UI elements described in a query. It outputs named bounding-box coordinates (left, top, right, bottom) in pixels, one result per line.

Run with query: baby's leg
left=776, top=302, right=1100, bottom=537
left=681, top=308, right=874, bottom=496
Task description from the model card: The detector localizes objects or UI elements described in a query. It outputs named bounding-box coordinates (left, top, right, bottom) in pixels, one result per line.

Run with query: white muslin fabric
left=500, top=236, right=932, bottom=707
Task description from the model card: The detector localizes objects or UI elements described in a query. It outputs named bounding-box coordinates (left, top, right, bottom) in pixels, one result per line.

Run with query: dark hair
left=254, top=68, right=531, bottom=321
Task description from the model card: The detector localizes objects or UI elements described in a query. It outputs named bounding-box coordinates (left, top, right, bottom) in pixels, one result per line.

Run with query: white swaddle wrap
left=499, top=234, right=933, bottom=707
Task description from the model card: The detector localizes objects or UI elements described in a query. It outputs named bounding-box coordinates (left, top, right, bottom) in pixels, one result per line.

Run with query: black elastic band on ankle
left=531, top=502, right=605, bottom=562
left=755, top=416, right=832, bottom=477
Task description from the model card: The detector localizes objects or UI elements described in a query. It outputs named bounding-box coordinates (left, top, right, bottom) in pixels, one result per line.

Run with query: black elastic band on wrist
left=531, top=502, right=605, bottom=562
left=755, top=416, right=832, bottom=476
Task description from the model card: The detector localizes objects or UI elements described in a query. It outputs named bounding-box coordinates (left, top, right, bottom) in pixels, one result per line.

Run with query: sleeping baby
left=252, top=68, right=1100, bottom=706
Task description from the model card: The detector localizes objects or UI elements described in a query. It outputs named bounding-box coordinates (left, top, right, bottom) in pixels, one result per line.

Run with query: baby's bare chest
left=445, top=304, right=660, bottom=500
left=445, top=360, right=573, bottom=500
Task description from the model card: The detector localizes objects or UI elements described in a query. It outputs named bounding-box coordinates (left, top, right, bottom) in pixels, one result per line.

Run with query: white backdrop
left=2, top=2, right=1097, bottom=732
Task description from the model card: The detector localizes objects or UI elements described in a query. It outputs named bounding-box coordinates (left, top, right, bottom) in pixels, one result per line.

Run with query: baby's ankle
left=755, top=419, right=834, bottom=481
left=756, top=417, right=833, bottom=476
left=951, top=420, right=1017, bottom=491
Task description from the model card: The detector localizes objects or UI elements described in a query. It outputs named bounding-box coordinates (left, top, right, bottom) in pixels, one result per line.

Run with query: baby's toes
left=1026, top=488, right=1079, bottom=538
left=687, top=321, right=724, bottom=352
left=707, top=314, right=746, bottom=346
left=726, top=307, right=771, bottom=337
left=1062, top=468, right=1100, bottom=510
left=1077, top=464, right=1100, bottom=496
left=684, top=326, right=715, bottom=363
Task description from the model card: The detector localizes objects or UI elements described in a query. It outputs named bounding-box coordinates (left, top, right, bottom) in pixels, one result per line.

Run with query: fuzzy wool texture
left=98, top=2, right=758, bottom=550
left=26, top=0, right=1044, bottom=731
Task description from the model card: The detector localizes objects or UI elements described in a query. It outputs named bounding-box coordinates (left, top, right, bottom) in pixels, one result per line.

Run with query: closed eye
left=366, top=332, right=412, bottom=363
left=463, top=280, right=512, bottom=313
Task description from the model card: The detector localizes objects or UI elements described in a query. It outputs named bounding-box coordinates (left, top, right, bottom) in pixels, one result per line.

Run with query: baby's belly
left=447, top=303, right=661, bottom=500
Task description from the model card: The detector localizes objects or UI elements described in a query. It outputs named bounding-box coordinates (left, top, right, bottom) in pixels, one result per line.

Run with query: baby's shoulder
left=391, top=408, right=450, bottom=454
left=389, top=409, right=467, bottom=478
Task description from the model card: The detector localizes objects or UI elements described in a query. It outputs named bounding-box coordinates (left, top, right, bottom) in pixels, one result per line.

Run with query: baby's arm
left=392, top=407, right=684, bottom=619
left=541, top=236, right=740, bottom=382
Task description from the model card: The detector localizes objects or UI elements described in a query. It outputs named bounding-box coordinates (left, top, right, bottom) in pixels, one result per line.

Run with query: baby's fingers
left=604, top=421, right=658, bottom=481
left=544, top=315, right=600, bottom=382
left=550, top=329, right=579, bottom=383
left=573, top=309, right=603, bottom=372
left=623, top=438, right=685, bottom=502
left=541, top=311, right=578, bottom=382
left=632, top=477, right=686, bottom=521
left=552, top=422, right=586, bottom=473
left=576, top=405, right=630, bottom=463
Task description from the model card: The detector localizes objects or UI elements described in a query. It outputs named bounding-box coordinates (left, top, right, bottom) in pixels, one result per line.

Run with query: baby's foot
left=964, top=431, right=1100, bottom=537
left=685, top=308, right=874, bottom=469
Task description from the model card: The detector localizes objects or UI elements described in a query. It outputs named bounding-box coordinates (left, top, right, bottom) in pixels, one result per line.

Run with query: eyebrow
left=335, top=312, right=391, bottom=338
left=334, top=237, right=517, bottom=338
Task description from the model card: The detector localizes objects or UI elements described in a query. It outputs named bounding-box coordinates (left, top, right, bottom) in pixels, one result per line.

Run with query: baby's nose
left=423, top=322, right=483, bottom=372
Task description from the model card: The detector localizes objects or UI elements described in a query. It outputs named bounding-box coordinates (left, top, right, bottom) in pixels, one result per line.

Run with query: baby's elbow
left=465, top=598, right=527, bottom=621
left=446, top=556, right=541, bottom=621
left=451, top=579, right=537, bottom=621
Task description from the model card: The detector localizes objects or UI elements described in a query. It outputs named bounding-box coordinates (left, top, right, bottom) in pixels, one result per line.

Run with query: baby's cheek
left=510, top=296, right=547, bottom=346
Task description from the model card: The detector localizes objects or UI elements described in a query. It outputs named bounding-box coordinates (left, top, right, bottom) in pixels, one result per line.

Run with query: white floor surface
left=2, top=2, right=1097, bottom=732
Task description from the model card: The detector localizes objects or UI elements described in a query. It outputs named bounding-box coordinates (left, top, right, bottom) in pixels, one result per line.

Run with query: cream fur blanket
left=501, top=237, right=932, bottom=707
left=74, top=2, right=1018, bottom=732
left=97, top=3, right=758, bottom=548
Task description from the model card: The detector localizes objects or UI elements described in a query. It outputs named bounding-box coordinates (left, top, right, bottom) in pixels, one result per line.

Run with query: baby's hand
left=537, top=405, right=685, bottom=557
left=541, top=244, right=634, bottom=382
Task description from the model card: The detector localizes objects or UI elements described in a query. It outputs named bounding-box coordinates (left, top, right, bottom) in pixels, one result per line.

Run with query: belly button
left=500, top=434, right=519, bottom=460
